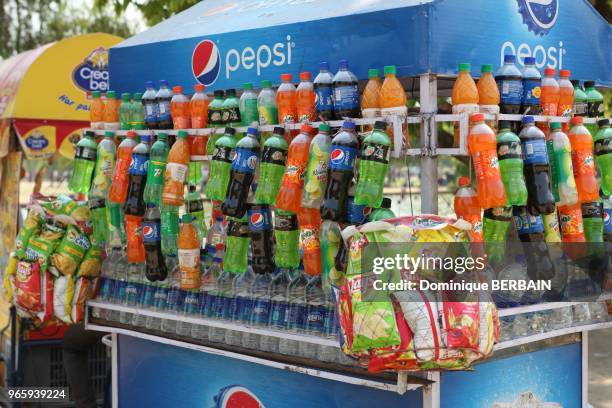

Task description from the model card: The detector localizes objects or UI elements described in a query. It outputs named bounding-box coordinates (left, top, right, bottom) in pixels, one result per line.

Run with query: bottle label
left=559, top=208, right=584, bottom=236
left=284, top=160, right=306, bottom=185
left=228, top=219, right=249, bottom=238
left=513, top=210, right=544, bottom=235
left=269, top=301, right=287, bottom=328
left=604, top=207, right=612, bottom=234
left=186, top=199, right=203, bottom=214
left=573, top=101, right=587, bottom=116
left=522, top=139, right=548, bottom=165
left=232, top=147, right=258, bottom=174
left=333, top=85, right=359, bottom=110
left=212, top=146, right=234, bottom=163
left=243, top=99, right=259, bottom=125
left=126, top=281, right=143, bottom=306
left=251, top=298, right=271, bottom=325
left=258, top=106, right=278, bottom=125
left=329, top=145, right=357, bottom=171
left=158, top=101, right=171, bottom=121
left=305, top=304, right=327, bottom=333
left=300, top=227, right=320, bottom=253
left=496, top=79, right=523, bottom=105
left=178, top=249, right=199, bottom=268
left=571, top=150, right=595, bottom=177
left=147, top=159, right=166, bottom=186
left=142, top=220, right=161, bottom=243
left=595, top=138, right=612, bottom=157
left=183, top=291, right=201, bottom=314
left=247, top=207, right=272, bottom=231
left=472, top=150, right=501, bottom=181
left=346, top=199, right=370, bottom=224
left=166, top=287, right=184, bottom=312
left=361, top=142, right=390, bottom=164
left=362, top=108, right=381, bottom=118
left=229, top=295, right=252, bottom=321
left=522, top=79, right=541, bottom=105
left=588, top=101, right=604, bottom=117
left=208, top=108, right=224, bottom=126
left=92, top=149, right=115, bottom=195
left=166, top=162, right=187, bottom=184
left=322, top=307, right=338, bottom=336
left=129, top=153, right=149, bottom=176
left=497, top=140, right=522, bottom=160
left=141, top=284, right=156, bottom=308
left=274, top=214, right=298, bottom=231
left=115, top=280, right=127, bottom=302
left=144, top=102, right=157, bottom=121
left=153, top=287, right=168, bottom=308
left=262, top=147, right=287, bottom=166
left=76, top=146, right=97, bottom=162
left=161, top=210, right=179, bottom=236
left=286, top=303, right=306, bottom=330
left=222, top=106, right=241, bottom=124
left=315, top=85, right=334, bottom=112
left=99, top=277, right=115, bottom=300
left=542, top=212, right=561, bottom=243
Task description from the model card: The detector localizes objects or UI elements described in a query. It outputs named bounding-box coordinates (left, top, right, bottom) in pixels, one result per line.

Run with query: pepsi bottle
left=332, top=60, right=360, bottom=118
left=321, top=121, right=359, bottom=221
left=512, top=205, right=555, bottom=281
left=124, top=134, right=151, bottom=217
left=143, top=204, right=167, bottom=281
left=248, top=204, right=275, bottom=274
left=314, top=62, right=334, bottom=120
left=495, top=54, right=523, bottom=114
left=156, top=80, right=173, bottom=130
left=221, top=127, right=260, bottom=218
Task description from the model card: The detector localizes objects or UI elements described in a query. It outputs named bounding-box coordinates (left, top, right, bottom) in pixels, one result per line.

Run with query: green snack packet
left=40, top=195, right=76, bottom=217
left=15, top=209, right=45, bottom=259
left=51, top=226, right=91, bottom=276
left=77, top=245, right=103, bottom=277
left=24, top=236, right=57, bottom=272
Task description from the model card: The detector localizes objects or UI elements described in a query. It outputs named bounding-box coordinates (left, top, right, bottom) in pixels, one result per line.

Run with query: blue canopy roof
left=110, top=0, right=611, bottom=93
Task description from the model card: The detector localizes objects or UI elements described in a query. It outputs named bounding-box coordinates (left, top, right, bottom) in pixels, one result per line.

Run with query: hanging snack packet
left=25, top=236, right=58, bottom=272
left=14, top=261, right=43, bottom=313
left=51, top=225, right=91, bottom=276
left=71, top=276, right=98, bottom=323
left=3, top=253, right=18, bottom=302
left=53, top=275, right=75, bottom=324
left=77, top=245, right=103, bottom=277
left=15, top=208, right=45, bottom=259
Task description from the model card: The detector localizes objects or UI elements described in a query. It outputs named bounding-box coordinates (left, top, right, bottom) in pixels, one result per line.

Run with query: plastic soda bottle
left=208, top=90, right=225, bottom=128
left=380, top=65, right=408, bottom=138
left=540, top=68, right=559, bottom=116
left=277, top=73, right=297, bottom=125
left=143, top=204, right=168, bottom=282
left=594, top=119, right=612, bottom=195
left=496, top=123, right=527, bottom=206
left=453, top=176, right=483, bottom=242
left=206, top=127, right=237, bottom=201
left=568, top=117, right=599, bottom=203
left=298, top=207, right=322, bottom=277
left=468, top=113, right=507, bottom=209
left=90, top=131, right=116, bottom=198
left=156, top=80, right=172, bottom=129
left=296, top=72, right=316, bottom=123
left=478, top=64, right=500, bottom=130
left=142, top=81, right=158, bottom=129
left=125, top=214, right=145, bottom=263
left=69, top=131, right=97, bottom=194
left=276, top=124, right=312, bottom=213
left=483, top=207, right=512, bottom=263
left=495, top=54, right=523, bottom=114
left=107, top=202, right=125, bottom=248
left=188, top=126, right=207, bottom=187
left=89, top=197, right=108, bottom=245
left=302, top=124, right=332, bottom=208
left=258, top=80, right=278, bottom=125
left=119, top=93, right=132, bottom=130
left=582, top=201, right=604, bottom=243
left=542, top=210, right=561, bottom=243
left=190, top=84, right=209, bottom=128
left=178, top=214, right=200, bottom=290
left=332, top=59, right=360, bottom=118
left=108, top=131, right=137, bottom=203
left=585, top=81, right=604, bottom=135
left=185, top=185, right=206, bottom=241
left=572, top=80, right=588, bottom=117
left=255, top=126, right=288, bottom=204
left=248, top=204, right=275, bottom=274
left=170, top=86, right=190, bottom=129
left=130, top=92, right=145, bottom=130
left=124, top=134, right=151, bottom=217
left=103, top=91, right=120, bottom=130
left=222, top=89, right=241, bottom=128
left=224, top=216, right=249, bottom=273
left=143, top=133, right=169, bottom=205
left=546, top=122, right=578, bottom=205
left=274, top=210, right=300, bottom=268
left=240, top=83, right=259, bottom=126
left=557, top=70, right=574, bottom=117
left=320, top=220, right=342, bottom=291
left=314, top=62, right=334, bottom=120
left=451, top=63, right=479, bottom=147
left=354, top=121, right=391, bottom=207
left=90, top=91, right=104, bottom=129
left=162, top=130, right=190, bottom=206
left=521, top=57, right=542, bottom=115
left=558, top=203, right=586, bottom=246
left=603, top=194, right=612, bottom=243
left=161, top=204, right=179, bottom=256
left=367, top=197, right=396, bottom=222
left=361, top=69, right=382, bottom=120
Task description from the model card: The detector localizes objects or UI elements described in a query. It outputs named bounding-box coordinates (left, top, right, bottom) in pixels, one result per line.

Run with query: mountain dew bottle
left=274, top=210, right=300, bottom=268
left=69, top=131, right=97, bottom=194
left=255, top=126, right=288, bottom=204
left=354, top=121, right=391, bottom=207
left=143, top=133, right=169, bottom=205
left=224, top=216, right=249, bottom=273
left=594, top=119, right=612, bottom=196
left=496, top=122, right=527, bottom=206
left=483, top=207, right=512, bottom=264
left=205, top=127, right=237, bottom=201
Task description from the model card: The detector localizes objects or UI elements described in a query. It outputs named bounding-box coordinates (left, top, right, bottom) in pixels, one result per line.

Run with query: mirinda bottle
left=540, top=68, right=560, bottom=116
left=276, top=124, right=313, bottom=213
left=296, top=71, right=316, bottom=123
left=108, top=130, right=138, bottom=204
left=477, top=64, right=500, bottom=132
left=361, top=69, right=382, bottom=120
left=178, top=214, right=201, bottom=290
left=190, top=84, right=209, bottom=128
left=103, top=90, right=120, bottom=130
left=453, top=176, right=483, bottom=242
left=380, top=65, right=408, bottom=141
left=557, top=69, right=574, bottom=132
left=558, top=203, right=586, bottom=260
left=90, top=91, right=104, bottom=129
left=568, top=116, right=599, bottom=202
left=452, top=63, right=479, bottom=147
left=277, top=73, right=297, bottom=124
left=468, top=113, right=507, bottom=209
left=298, top=207, right=322, bottom=277
left=170, top=86, right=190, bottom=129
left=162, top=130, right=190, bottom=206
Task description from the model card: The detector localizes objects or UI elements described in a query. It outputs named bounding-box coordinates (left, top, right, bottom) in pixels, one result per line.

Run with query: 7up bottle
left=143, top=133, right=169, bottom=205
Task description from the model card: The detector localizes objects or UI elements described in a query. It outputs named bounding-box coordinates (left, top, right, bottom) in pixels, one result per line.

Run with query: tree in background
left=94, top=0, right=199, bottom=27
left=0, top=0, right=133, bottom=59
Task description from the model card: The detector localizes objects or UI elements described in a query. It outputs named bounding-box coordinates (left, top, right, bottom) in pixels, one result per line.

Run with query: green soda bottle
left=68, top=131, right=97, bottom=194
left=547, top=122, right=578, bottom=205
left=161, top=204, right=179, bottom=256
left=89, top=197, right=108, bottom=245
left=497, top=122, right=528, bottom=206
left=274, top=210, right=300, bottom=268
left=571, top=80, right=587, bottom=117
left=483, top=207, right=512, bottom=264
left=255, top=126, right=288, bottom=204
left=130, top=92, right=145, bottom=130
left=302, top=123, right=332, bottom=208
left=354, top=121, right=391, bottom=207
left=107, top=201, right=125, bottom=247
left=186, top=185, right=207, bottom=240
left=594, top=119, right=612, bottom=196
left=224, top=216, right=249, bottom=273
left=258, top=80, right=278, bottom=125
left=207, top=90, right=225, bottom=130
left=222, top=89, right=242, bottom=128
left=143, top=132, right=169, bottom=205
left=367, top=197, right=396, bottom=221
left=240, top=83, right=259, bottom=126
left=119, top=92, right=132, bottom=130
left=319, top=219, right=341, bottom=293
left=585, top=81, right=604, bottom=135
left=90, top=131, right=116, bottom=198
left=582, top=201, right=604, bottom=243
left=205, top=127, right=237, bottom=201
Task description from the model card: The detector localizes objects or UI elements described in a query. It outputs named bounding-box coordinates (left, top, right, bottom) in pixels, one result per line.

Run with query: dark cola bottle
left=248, top=204, right=275, bottom=274
left=124, top=134, right=151, bottom=217
left=143, top=204, right=167, bottom=281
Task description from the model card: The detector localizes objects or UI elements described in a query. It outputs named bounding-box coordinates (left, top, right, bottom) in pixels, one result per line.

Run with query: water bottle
left=192, top=257, right=222, bottom=340
left=208, top=269, right=235, bottom=343
left=145, top=256, right=175, bottom=330
left=108, top=250, right=127, bottom=322
left=242, top=271, right=272, bottom=349
left=203, top=216, right=226, bottom=270
left=92, top=247, right=120, bottom=319
left=299, top=275, right=326, bottom=359
left=225, top=268, right=255, bottom=346
left=318, top=293, right=340, bottom=362
left=120, top=263, right=145, bottom=324
left=176, top=287, right=201, bottom=337
left=161, top=259, right=184, bottom=333
left=278, top=269, right=308, bottom=355
left=133, top=274, right=155, bottom=327
left=69, top=131, right=97, bottom=194
left=260, top=267, right=291, bottom=352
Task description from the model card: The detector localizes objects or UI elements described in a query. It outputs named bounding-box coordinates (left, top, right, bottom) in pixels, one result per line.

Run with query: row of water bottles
left=94, top=248, right=347, bottom=363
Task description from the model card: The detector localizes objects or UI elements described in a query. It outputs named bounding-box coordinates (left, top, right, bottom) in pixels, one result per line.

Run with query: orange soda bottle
left=276, top=124, right=313, bottom=213
left=540, top=68, right=560, bottom=116
left=162, top=130, right=190, bottom=206
left=298, top=207, right=322, bottom=277
left=380, top=65, right=408, bottom=142
left=557, top=69, right=574, bottom=132
left=90, top=91, right=105, bottom=129
left=108, top=130, right=138, bottom=204
left=178, top=214, right=201, bottom=290
left=190, top=84, right=209, bottom=128
left=103, top=90, right=120, bottom=130
left=452, top=63, right=479, bottom=147
left=361, top=68, right=382, bottom=119
left=277, top=73, right=297, bottom=124
left=125, top=215, right=145, bottom=263
left=558, top=203, right=586, bottom=259
left=170, top=86, right=190, bottom=129
left=296, top=71, right=316, bottom=123
left=453, top=176, right=483, bottom=242
left=568, top=116, right=599, bottom=202
left=468, top=113, right=507, bottom=209
left=477, top=64, right=500, bottom=132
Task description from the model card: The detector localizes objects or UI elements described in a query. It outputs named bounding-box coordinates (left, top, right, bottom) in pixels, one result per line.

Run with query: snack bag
left=3, top=253, right=18, bottom=301
left=51, top=226, right=91, bottom=276
left=367, top=306, right=418, bottom=372
left=24, top=236, right=57, bottom=272
left=14, top=261, right=43, bottom=313
left=53, top=275, right=75, bottom=324
left=39, top=219, right=66, bottom=241
left=70, top=201, right=93, bottom=236
left=441, top=301, right=480, bottom=349
left=77, top=245, right=103, bottom=277
left=15, top=208, right=45, bottom=259
left=71, top=276, right=98, bottom=323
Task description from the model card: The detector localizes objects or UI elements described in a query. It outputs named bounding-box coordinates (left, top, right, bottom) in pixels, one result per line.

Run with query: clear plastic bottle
left=240, top=83, right=259, bottom=126
left=318, top=294, right=339, bottom=362
left=133, top=273, right=155, bottom=327
left=260, top=267, right=291, bottom=352
left=92, top=247, right=120, bottom=319
left=176, top=286, right=200, bottom=337
left=120, top=263, right=145, bottom=324
left=225, top=267, right=255, bottom=346
left=145, top=256, right=175, bottom=330
left=203, top=216, right=226, bottom=270
left=192, top=257, right=222, bottom=340
left=278, top=269, right=308, bottom=355
left=257, top=80, right=278, bottom=126
left=161, top=259, right=183, bottom=333
left=299, top=275, right=326, bottom=359
left=242, top=272, right=272, bottom=349
left=107, top=250, right=127, bottom=322
left=208, top=269, right=235, bottom=343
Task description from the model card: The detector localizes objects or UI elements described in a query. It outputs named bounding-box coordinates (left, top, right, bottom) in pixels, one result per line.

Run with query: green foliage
left=94, top=0, right=200, bottom=27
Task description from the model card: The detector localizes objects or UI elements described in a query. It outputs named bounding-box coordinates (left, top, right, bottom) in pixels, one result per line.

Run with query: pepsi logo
left=143, top=225, right=154, bottom=238
left=214, top=385, right=265, bottom=408
left=250, top=213, right=264, bottom=227
left=604, top=211, right=610, bottom=225
left=192, top=39, right=221, bottom=86
left=517, top=0, right=558, bottom=36
left=330, top=148, right=344, bottom=163
left=247, top=155, right=257, bottom=169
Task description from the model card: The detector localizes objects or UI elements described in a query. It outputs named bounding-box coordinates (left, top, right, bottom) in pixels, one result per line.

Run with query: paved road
left=590, top=328, right=612, bottom=408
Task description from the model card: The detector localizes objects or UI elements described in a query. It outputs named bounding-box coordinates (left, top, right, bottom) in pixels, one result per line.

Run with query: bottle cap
left=458, top=176, right=470, bottom=187
left=338, top=59, right=349, bottom=70
left=470, top=113, right=484, bottom=122
left=121, top=92, right=131, bottom=101
left=194, top=84, right=205, bottom=92
left=127, top=130, right=138, bottom=139
left=133, top=92, right=142, bottom=100
left=319, top=62, right=330, bottom=71
left=92, top=91, right=101, bottom=98
left=188, top=184, right=197, bottom=193
left=225, top=127, right=236, bottom=135
left=261, top=80, right=272, bottom=88
left=498, top=121, right=511, bottom=130
left=570, top=79, right=580, bottom=87
left=481, top=64, right=493, bottom=73
left=181, top=214, right=193, bottom=223
left=214, top=89, right=225, bottom=97
left=342, top=120, right=356, bottom=130
left=503, top=54, right=516, bottom=63
left=524, top=57, right=536, bottom=65
left=544, top=68, right=555, bottom=76
left=247, top=127, right=258, bottom=136
left=104, top=131, right=114, bottom=139
left=374, top=121, right=387, bottom=130
left=299, top=72, right=311, bottom=81
left=383, top=65, right=397, bottom=75
left=145, top=81, right=154, bottom=88
left=381, top=197, right=392, bottom=209
left=559, top=69, right=570, bottom=78
left=522, top=115, right=535, bottom=124
left=146, top=203, right=155, bottom=208
left=84, top=130, right=96, bottom=138
left=584, top=80, right=595, bottom=88
left=140, top=134, right=152, bottom=143
left=172, top=85, right=183, bottom=93
left=280, top=73, right=292, bottom=82
left=157, top=132, right=168, bottom=141
left=226, top=89, right=236, bottom=97
left=318, top=123, right=331, bottom=132
left=159, top=80, right=168, bottom=87
left=177, top=130, right=188, bottom=139
left=300, top=123, right=312, bottom=133
left=272, top=126, right=285, bottom=136
left=571, top=116, right=583, bottom=125
left=597, top=118, right=609, bottom=127
left=367, top=69, right=379, bottom=78
left=458, top=63, right=471, bottom=72
left=106, top=90, right=116, bottom=99
left=550, top=122, right=562, bottom=130
left=242, top=82, right=253, bottom=90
